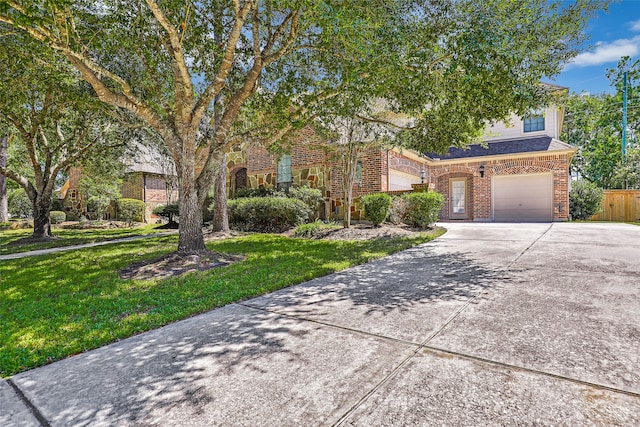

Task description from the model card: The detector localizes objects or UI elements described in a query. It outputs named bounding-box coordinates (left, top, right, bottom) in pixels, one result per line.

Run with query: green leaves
left=563, top=57, right=640, bottom=189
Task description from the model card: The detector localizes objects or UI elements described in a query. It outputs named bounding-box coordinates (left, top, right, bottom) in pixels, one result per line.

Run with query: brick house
left=232, top=101, right=575, bottom=222
left=59, top=94, right=574, bottom=223
left=59, top=144, right=177, bottom=222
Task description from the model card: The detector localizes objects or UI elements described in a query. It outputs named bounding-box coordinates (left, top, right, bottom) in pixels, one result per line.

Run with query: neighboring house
left=232, top=91, right=575, bottom=222
left=59, top=144, right=178, bottom=222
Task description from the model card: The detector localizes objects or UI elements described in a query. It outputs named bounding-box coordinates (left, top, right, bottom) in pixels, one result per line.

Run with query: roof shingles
left=425, top=136, right=574, bottom=160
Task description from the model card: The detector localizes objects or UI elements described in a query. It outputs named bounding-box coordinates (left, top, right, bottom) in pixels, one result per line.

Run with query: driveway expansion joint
left=506, top=222, right=554, bottom=270
left=7, top=379, right=49, bottom=427
left=422, top=345, right=640, bottom=399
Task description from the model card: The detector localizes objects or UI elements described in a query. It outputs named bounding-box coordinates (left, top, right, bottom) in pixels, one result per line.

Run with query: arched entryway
left=235, top=167, right=247, bottom=191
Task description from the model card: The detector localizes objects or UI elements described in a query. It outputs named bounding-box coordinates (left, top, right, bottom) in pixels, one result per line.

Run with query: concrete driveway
left=3, top=222, right=640, bottom=426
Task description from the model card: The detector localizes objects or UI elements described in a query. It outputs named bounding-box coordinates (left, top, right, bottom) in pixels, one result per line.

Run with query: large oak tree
left=0, top=0, right=606, bottom=253
left=0, top=34, right=127, bottom=238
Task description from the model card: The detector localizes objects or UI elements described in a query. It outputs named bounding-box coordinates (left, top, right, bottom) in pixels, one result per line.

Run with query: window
left=277, top=154, right=292, bottom=189
left=523, top=111, right=545, bottom=133
left=355, top=161, right=363, bottom=185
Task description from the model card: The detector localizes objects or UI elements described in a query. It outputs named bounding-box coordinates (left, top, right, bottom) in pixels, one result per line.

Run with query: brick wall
left=429, top=154, right=571, bottom=221
left=388, top=151, right=425, bottom=176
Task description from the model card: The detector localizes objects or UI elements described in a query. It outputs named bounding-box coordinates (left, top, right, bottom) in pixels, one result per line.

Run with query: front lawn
left=0, top=224, right=167, bottom=255
left=0, top=229, right=444, bottom=377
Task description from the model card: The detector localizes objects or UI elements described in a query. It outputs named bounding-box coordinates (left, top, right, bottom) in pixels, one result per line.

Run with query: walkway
left=2, top=222, right=639, bottom=426
left=0, top=232, right=177, bottom=261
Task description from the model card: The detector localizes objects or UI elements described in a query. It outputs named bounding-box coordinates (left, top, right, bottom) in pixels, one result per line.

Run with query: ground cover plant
left=0, top=229, right=444, bottom=377
left=0, top=224, right=165, bottom=255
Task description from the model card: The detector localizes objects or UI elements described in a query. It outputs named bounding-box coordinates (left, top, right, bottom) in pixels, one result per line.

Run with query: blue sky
left=552, top=0, right=640, bottom=94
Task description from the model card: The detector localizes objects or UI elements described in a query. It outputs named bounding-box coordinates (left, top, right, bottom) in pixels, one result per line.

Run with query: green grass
left=0, top=224, right=167, bottom=255
left=0, top=229, right=444, bottom=377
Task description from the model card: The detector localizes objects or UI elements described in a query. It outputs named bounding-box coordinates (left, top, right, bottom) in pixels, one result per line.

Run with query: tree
left=317, top=106, right=399, bottom=228
left=0, top=0, right=606, bottom=251
left=79, top=154, right=126, bottom=221
left=0, top=135, right=7, bottom=222
left=562, top=57, right=640, bottom=189
left=0, top=35, right=127, bottom=238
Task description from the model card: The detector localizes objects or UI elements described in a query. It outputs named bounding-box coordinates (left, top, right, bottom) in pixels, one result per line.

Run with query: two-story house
left=232, top=91, right=575, bottom=222
left=424, top=102, right=575, bottom=222
left=60, top=89, right=574, bottom=223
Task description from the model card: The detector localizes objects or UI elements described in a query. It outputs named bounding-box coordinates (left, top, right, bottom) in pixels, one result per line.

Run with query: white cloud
left=630, top=19, right=640, bottom=32
left=567, top=36, right=640, bottom=68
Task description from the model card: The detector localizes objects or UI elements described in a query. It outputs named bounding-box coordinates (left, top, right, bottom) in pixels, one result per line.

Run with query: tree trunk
left=177, top=139, right=207, bottom=255
left=32, top=194, right=53, bottom=238
left=343, top=203, right=351, bottom=228
left=212, top=152, right=229, bottom=232
left=177, top=183, right=206, bottom=255
left=0, top=136, right=7, bottom=222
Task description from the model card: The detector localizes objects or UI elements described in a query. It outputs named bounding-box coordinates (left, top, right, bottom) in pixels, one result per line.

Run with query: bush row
left=362, top=191, right=444, bottom=228
left=228, top=197, right=309, bottom=233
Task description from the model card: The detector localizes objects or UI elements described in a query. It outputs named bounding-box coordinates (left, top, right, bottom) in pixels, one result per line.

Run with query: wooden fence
left=590, top=190, right=640, bottom=222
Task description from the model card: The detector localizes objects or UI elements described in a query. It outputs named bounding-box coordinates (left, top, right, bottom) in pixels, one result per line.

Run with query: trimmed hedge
left=228, top=197, right=308, bottom=233
left=50, top=211, right=66, bottom=224
left=288, top=185, right=324, bottom=221
left=569, top=180, right=604, bottom=220
left=233, top=186, right=284, bottom=199
left=117, top=198, right=146, bottom=224
left=362, top=193, right=392, bottom=227
left=402, top=191, right=444, bottom=228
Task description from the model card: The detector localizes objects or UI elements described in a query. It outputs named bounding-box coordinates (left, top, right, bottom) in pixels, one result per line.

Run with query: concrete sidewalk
left=2, top=222, right=639, bottom=426
left=0, top=232, right=176, bottom=261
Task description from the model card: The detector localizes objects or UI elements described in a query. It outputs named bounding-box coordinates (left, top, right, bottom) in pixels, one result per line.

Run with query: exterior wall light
left=479, top=164, right=485, bottom=178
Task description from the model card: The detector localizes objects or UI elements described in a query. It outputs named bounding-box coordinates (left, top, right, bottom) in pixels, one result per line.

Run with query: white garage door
left=389, top=169, right=421, bottom=191
left=493, top=173, right=553, bottom=222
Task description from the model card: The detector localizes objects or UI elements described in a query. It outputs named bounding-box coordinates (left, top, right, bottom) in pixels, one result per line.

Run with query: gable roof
left=425, top=136, right=575, bottom=160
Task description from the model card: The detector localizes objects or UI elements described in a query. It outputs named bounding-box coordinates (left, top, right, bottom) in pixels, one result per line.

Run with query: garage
left=389, top=169, right=422, bottom=191
left=493, top=173, right=553, bottom=222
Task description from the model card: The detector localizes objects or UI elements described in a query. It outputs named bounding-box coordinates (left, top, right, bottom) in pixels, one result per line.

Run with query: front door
left=450, top=178, right=468, bottom=219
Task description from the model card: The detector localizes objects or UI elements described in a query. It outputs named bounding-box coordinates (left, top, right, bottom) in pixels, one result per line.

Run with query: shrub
left=202, top=196, right=214, bottom=224
left=570, top=180, right=604, bottom=220
left=233, top=186, right=284, bottom=199
left=117, top=198, right=146, bottom=224
left=50, top=211, right=66, bottom=224
left=228, top=197, right=308, bottom=233
left=293, top=219, right=325, bottom=238
left=10, top=220, right=32, bottom=229
left=387, top=196, right=407, bottom=225
left=50, top=198, right=64, bottom=212
left=362, top=193, right=392, bottom=227
left=402, top=191, right=444, bottom=228
left=153, top=203, right=179, bottom=224
left=87, top=195, right=112, bottom=220
left=288, top=185, right=324, bottom=221
left=8, top=189, right=32, bottom=218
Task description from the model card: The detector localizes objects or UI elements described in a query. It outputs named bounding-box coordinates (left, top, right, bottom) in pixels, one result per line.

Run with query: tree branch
left=191, top=0, right=255, bottom=127
left=145, top=0, right=194, bottom=120
left=264, top=10, right=300, bottom=65
left=0, top=165, right=36, bottom=200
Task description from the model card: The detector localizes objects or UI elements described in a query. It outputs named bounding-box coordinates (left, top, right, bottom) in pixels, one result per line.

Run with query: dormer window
left=523, top=110, right=545, bottom=133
